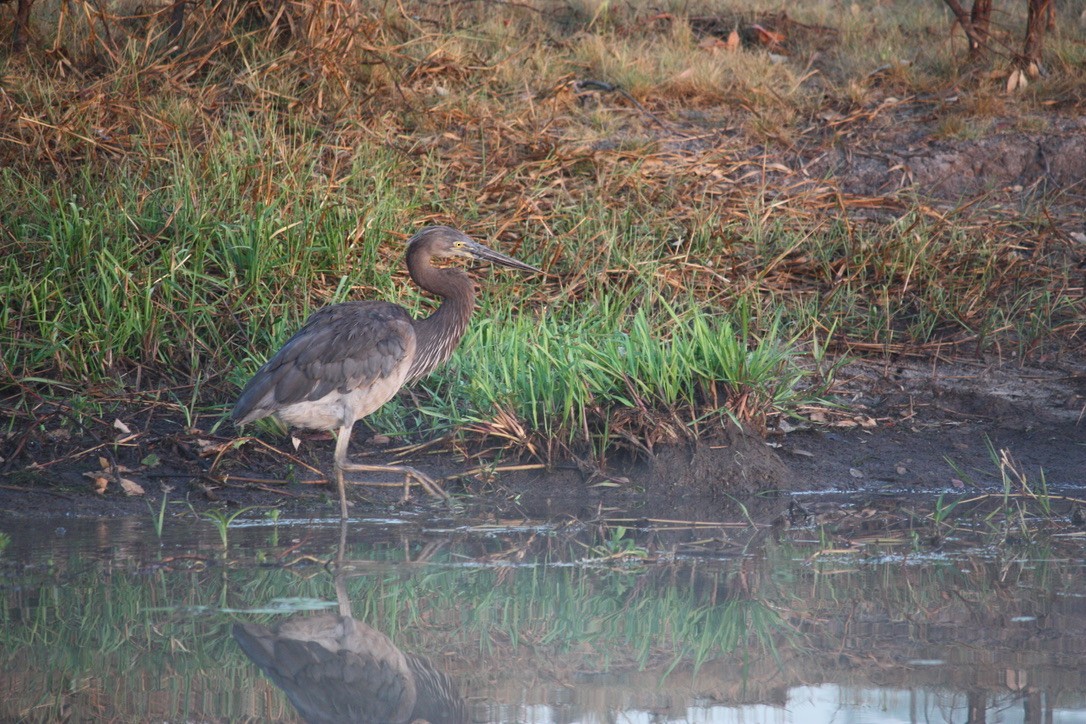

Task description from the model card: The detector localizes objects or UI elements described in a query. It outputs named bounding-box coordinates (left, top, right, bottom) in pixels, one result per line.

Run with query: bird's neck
left=406, top=268, right=476, bottom=381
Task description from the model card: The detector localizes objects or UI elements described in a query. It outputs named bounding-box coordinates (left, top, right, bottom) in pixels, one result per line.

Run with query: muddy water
left=1, top=495, right=1085, bottom=723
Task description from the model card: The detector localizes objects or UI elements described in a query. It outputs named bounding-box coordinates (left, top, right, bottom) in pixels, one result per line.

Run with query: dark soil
left=783, top=356, right=1086, bottom=490
left=2, top=355, right=1083, bottom=522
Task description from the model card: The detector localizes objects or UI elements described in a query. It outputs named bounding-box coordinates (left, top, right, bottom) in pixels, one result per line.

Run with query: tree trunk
left=167, top=0, right=187, bottom=40
left=1023, top=0, right=1053, bottom=68
left=942, top=0, right=986, bottom=53
left=11, top=0, right=32, bottom=50
left=969, top=0, right=992, bottom=55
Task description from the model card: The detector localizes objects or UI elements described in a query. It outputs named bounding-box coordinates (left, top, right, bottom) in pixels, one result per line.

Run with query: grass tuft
left=374, top=296, right=825, bottom=461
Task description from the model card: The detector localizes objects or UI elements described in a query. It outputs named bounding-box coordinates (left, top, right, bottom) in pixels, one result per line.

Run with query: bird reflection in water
left=233, top=613, right=467, bottom=724
left=233, top=526, right=468, bottom=723
left=232, top=226, right=541, bottom=517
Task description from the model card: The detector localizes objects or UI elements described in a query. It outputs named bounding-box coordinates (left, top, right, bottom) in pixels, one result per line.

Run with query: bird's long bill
left=470, top=241, right=542, bottom=273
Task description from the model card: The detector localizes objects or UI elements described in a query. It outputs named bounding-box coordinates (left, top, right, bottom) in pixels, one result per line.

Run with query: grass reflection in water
left=0, top=514, right=781, bottom=722
left=0, top=510, right=1084, bottom=722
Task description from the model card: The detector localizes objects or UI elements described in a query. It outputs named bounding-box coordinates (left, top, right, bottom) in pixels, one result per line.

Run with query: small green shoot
left=588, top=526, right=649, bottom=562
left=202, top=507, right=256, bottom=549
left=147, top=488, right=170, bottom=538
left=930, top=493, right=961, bottom=529
left=264, top=507, right=282, bottom=547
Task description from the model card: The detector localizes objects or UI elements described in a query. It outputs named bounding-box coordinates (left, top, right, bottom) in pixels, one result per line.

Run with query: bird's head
left=407, top=226, right=541, bottom=273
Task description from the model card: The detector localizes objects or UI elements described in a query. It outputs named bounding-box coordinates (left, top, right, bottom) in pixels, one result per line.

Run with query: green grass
left=382, top=297, right=823, bottom=458
left=0, top=136, right=412, bottom=384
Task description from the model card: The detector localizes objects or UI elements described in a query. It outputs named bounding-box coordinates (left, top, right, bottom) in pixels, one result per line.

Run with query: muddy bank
left=490, top=356, right=1086, bottom=520
left=0, top=356, right=1083, bottom=520
left=783, top=355, right=1086, bottom=488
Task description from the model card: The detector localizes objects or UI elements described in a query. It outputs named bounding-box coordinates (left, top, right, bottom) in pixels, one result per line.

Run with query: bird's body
left=232, top=226, right=539, bottom=516
left=233, top=301, right=417, bottom=432
left=233, top=614, right=468, bottom=724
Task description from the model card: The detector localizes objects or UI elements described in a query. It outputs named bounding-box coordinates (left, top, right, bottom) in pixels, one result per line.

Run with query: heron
left=232, top=225, right=540, bottom=517
left=233, top=613, right=469, bottom=724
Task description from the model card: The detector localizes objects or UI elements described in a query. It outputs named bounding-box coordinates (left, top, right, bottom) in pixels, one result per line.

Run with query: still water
left=1, top=495, right=1085, bottom=723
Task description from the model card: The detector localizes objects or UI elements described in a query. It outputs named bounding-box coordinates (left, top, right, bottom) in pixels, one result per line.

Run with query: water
left=1, top=496, right=1085, bottom=723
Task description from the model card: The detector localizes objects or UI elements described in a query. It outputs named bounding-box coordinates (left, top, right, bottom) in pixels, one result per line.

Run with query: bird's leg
left=333, top=426, right=449, bottom=501
left=333, top=464, right=350, bottom=520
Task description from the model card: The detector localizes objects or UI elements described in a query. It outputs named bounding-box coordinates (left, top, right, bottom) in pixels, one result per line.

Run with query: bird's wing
left=233, top=301, right=415, bottom=423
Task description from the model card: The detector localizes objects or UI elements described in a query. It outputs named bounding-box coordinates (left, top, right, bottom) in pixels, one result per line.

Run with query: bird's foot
left=404, top=468, right=449, bottom=501
left=336, top=462, right=450, bottom=502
